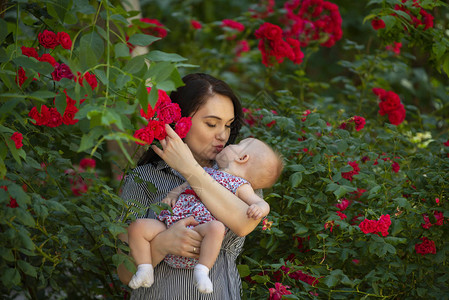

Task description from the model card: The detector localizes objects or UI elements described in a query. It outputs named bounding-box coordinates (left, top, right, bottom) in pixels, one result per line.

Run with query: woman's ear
left=235, top=154, right=249, bottom=164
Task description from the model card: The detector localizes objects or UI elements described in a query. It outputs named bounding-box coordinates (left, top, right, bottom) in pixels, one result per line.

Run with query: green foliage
left=1, top=0, right=448, bottom=299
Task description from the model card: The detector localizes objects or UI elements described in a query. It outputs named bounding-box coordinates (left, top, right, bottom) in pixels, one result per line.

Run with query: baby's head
left=216, top=138, right=283, bottom=189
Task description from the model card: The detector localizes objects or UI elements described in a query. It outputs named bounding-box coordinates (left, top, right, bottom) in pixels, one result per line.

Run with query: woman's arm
left=152, top=125, right=261, bottom=237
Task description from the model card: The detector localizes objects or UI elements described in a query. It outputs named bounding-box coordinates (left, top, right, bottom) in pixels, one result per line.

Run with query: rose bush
left=1, top=0, right=448, bottom=299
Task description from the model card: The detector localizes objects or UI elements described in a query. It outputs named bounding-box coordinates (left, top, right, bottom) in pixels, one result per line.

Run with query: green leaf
left=289, top=172, right=302, bottom=188
left=16, top=209, right=35, bottom=227
left=123, top=55, right=146, bottom=74
left=109, top=223, right=126, bottom=238
left=1, top=268, right=21, bottom=288
left=18, top=260, right=37, bottom=278
left=30, top=91, right=58, bottom=99
left=54, top=92, right=67, bottom=116
left=137, top=81, right=150, bottom=110
left=433, top=41, right=446, bottom=61
left=382, top=15, right=397, bottom=31
left=336, top=140, right=348, bottom=153
left=80, top=31, right=104, bottom=60
left=128, top=34, right=160, bottom=46
left=0, top=19, right=8, bottom=44
left=251, top=275, right=269, bottom=284
left=115, top=43, right=130, bottom=58
left=237, top=264, right=250, bottom=277
left=18, top=228, right=35, bottom=251
left=147, top=62, right=175, bottom=84
left=147, top=50, right=187, bottom=62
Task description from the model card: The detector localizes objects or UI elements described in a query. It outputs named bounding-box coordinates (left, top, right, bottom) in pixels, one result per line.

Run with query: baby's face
left=216, top=138, right=259, bottom=168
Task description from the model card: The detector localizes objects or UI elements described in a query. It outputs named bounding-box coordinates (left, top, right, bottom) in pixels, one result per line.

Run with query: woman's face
left=184, top=94, right=235, bottom=167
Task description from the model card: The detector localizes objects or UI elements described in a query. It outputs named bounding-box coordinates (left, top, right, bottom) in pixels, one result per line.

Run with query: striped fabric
left=121, top=160, right=245, bottom=300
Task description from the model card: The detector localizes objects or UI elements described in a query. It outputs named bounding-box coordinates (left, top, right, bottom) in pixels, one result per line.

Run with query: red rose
left=157, top=102, right=181, bottom=124
left=57, top=32, right=72, bottom=49
left=336, top=198, right=350, bottom=211
left=359, top=219, right=377, bottom=234
left=255, top=22, right=282, bottom=40
left=443, top=139, right=449, bottom=147
left=387, top=105, right=406, bottom=125
left=372, top=87, right=387, bottom=100
left=147, top=120, right=166, bottom=140
left=392, top=161, right=400, bottom=173
left=371, top=18, right=386, bottom=30
left=16, top=67, right=27, bottom=87
left=21, top=46, right=38, bottom=59
left=377, top=214, right=391, bottom=236
left=191, top=20, right=202, bottom=29
left=46, top=107, right=63, bottom=127
left=415, top=237, right=436, bottom=255
left=342, top=161, right=360, bottom=181
left=221, top=19, right=245, bottom=32
left=140, top=18, right=167, bottom=38
left=133, top=127, right=154, bottom=145
left=234, top=40, right=250, bottom=57
left=352, top=116, right=366, bottom=131
left=63, top=105, right=79, bottom=125
left=52, top=63, right=74, bottom=81
left=175, top=117, right=192, bottom=138
left=80, top=158, right=96, bottom=169
left=286, top=37, right=304, bottom=64
left=83, top=72, right=98, bottom=90
left=10, top=132, right=23, bottom=149
left=29, top=105, right=50, bottom=126
left=38, top=29, right=59, bottom=49
left=38, top=54, right=57, bottom=67
left=269, top=282, right=292, bottom=300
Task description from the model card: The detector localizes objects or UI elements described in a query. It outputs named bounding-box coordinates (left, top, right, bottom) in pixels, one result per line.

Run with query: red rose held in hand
left=175, top=117, right=192, bottom=138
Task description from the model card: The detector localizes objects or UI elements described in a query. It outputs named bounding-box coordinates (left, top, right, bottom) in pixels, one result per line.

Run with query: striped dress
left=121, top=160, right=245, bottom=300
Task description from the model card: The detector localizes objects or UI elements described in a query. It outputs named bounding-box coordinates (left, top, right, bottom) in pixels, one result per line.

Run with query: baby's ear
left=235, top=154, right=249, bottom=164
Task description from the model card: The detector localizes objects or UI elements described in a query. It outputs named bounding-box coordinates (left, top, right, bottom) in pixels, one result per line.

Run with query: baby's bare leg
left=192, top=220, right=226, bottom=294
left=127, top=219, right=166, bottom=289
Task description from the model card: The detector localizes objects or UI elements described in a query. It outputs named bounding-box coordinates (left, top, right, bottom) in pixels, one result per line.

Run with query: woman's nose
left=216, top=127, right=228, bottom=141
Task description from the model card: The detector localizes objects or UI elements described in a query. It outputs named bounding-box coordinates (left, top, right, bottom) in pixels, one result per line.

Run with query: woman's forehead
left=198, top=94, right=234, bottom=120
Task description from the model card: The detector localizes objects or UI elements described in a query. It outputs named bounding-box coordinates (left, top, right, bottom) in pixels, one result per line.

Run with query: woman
left=118, top=73, right=262, bottom=299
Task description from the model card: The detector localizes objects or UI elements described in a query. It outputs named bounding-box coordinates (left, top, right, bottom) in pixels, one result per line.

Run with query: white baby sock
left=128, top=264, right=154, bottom=289
left=194, top=264, right=213, bottom=294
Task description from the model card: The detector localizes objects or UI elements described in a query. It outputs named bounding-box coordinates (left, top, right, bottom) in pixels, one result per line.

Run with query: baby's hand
left=161, top=195, right=177, bottom=207
left=247, top=204, right=263, bottom=220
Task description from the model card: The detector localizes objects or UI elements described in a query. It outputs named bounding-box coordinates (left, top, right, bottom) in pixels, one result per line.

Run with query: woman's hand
left=152, top=124, right=198, bottom=173
left=151, top=216, right=202, bottom=264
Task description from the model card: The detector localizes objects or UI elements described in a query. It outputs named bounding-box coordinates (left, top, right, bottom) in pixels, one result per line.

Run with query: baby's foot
left=128, top=264, right=154, bottom=289
left=194, top=264, right=213, bottom=294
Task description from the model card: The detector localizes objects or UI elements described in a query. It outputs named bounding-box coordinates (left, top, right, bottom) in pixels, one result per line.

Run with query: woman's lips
left=214, top=145, right=224, bottom=152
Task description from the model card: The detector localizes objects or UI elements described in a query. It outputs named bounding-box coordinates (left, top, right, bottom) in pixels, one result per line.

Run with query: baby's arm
left=161, top=182, right=189, bottom=207
left=236, top=184, right=270, bottom=220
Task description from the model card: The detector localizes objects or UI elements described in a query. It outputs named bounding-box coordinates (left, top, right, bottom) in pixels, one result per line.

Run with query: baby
left=127, top=138, right=283, bottom=293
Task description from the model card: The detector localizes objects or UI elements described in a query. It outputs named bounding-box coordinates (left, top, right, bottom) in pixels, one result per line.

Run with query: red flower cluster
left=392, top=161, right=400, bottom=173
left=340, top=116, right=366, bottom=131
left=422, top=211, right=444, bottom=229
left=76, top=71, right=98, bottom=91
left=371, top=18, right=385, bottom=30
left=140, top=18, right=167, bottom=38
left=283, top=0, right=343, bottom=48
left=443, top=139, right=449, bottom=147
left=52, top=62, right=74, bottom=81
left=373, top=88, right=406, bottom=126
left=10, top=132, right=23, bottom=149
left=394, top=0, right=434, bottom=31
left=415, top=237, right=436, bottom=255
left=38, top=29, right=72, bottom=49
left=1, top=186, right=19, bottom=208
left=359, top=214, right=391, bottom=237
left=29, top=91, right=79, bottom=127
left=269, top=282, right=292, bottom=300
left=386, top=42, right=402, bottom=55
left=342, top=161, right=360, bottom=181
left=134, top=88, right=191, bottom=145
left=255, top=22, right=304, bottom=67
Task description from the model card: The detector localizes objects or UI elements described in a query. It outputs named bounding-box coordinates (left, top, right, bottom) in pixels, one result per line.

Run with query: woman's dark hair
left=137, top=73, right=243, bottom=166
